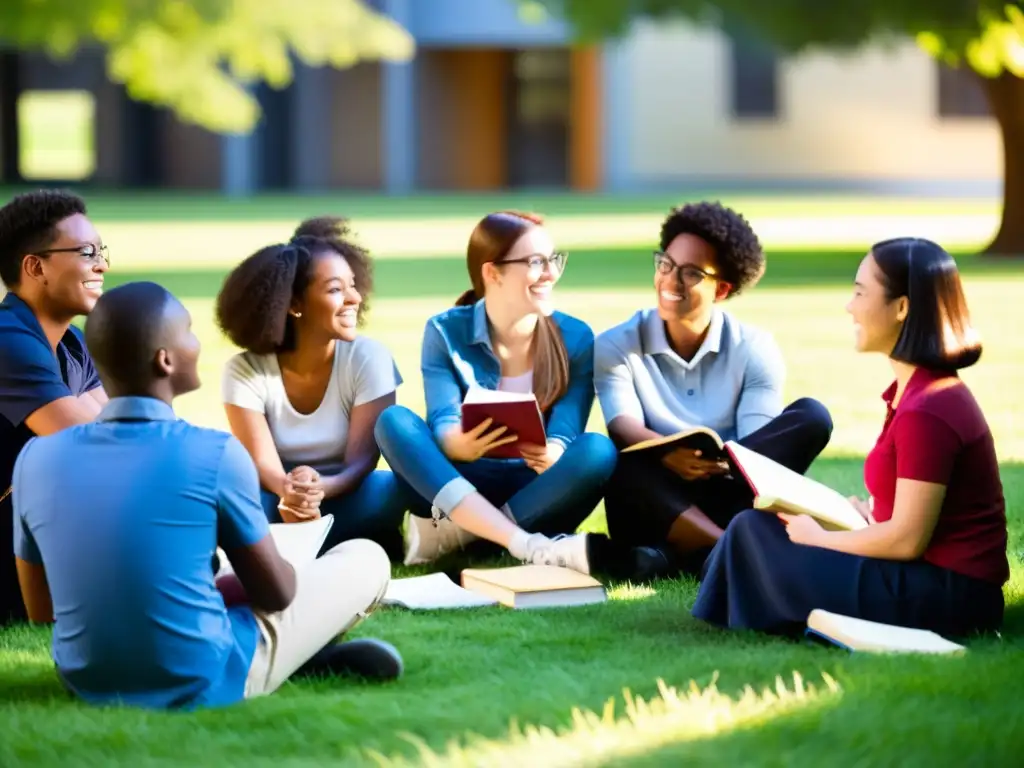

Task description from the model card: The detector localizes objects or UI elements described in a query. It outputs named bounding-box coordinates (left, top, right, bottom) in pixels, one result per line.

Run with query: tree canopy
left=527, top=1, right=1024, bottom=78
left=0, top=0, right=414, bottom=133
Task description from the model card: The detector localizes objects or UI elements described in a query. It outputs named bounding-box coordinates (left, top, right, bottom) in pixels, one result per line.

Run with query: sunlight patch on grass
left=369, top=672, right=840, bottom=767
left=608, top=583, right=659, bottom=602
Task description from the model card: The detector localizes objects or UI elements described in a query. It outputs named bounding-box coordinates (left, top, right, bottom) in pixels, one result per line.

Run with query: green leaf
left=0, top=0, right=415, bottom=133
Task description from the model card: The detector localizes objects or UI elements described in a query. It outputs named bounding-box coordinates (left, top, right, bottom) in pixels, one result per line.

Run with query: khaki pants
left=243, top=539, right=391, bottom=698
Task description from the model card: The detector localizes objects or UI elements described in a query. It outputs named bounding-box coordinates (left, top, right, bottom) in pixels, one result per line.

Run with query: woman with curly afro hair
left=592, top=201, right=834, bottom=581
left=216, top=216, right=408, bottom=560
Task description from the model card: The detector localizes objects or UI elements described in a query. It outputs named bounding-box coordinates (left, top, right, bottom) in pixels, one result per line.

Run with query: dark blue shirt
left=0, top=292, right=101, bottom=503
left=13, top=396, right=269, bottom=709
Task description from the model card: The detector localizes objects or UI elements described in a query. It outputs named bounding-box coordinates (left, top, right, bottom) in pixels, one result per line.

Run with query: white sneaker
left=527, top=533, right=591, bottom=575
left=403, top=509, right=478, bottom=566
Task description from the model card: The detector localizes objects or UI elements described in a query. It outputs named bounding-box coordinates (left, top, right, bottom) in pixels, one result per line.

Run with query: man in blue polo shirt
left=594, top=201, right=833, bottom=579
left=0, top=189, right=110, bottom=624
left=12, top=281, right=401, bottom=709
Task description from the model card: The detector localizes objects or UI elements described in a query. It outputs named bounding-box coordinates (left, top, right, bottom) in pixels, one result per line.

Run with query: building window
left=936, top=62, right=989, bottom=118
left=17, top=90, right=96, bottom=180
left=728, top=27, right=780, bottom=119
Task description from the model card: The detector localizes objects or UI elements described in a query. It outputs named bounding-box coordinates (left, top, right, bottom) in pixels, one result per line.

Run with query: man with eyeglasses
left=593, top=201, right=834, bottom=580
left=0, top=189, right=110, bottom=624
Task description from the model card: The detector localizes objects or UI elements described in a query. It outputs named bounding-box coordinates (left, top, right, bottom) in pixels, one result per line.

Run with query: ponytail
left=215, top=242, right=311, bottom=355
left=455, top=288, right=478, bottom=307
left=531, top=315, right=570, bottom=413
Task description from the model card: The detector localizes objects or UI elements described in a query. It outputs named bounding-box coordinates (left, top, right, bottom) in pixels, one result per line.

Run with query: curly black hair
left=215, top=216, right=374, bottom=355
left=658, top=201, right=765, bottom=297
left=0, top=189, right=87, bottom=287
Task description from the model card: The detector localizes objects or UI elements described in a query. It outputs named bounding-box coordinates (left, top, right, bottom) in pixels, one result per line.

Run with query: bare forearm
left=321, top=458, right=376, bottom=499
left=257, top=465, right=289, bottom=497
left=812, top=522, right=922, bottom=561
left=607, top=416, right=664, bottom=449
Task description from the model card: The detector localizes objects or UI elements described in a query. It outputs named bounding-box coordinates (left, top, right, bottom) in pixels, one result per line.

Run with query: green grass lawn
left=1, top=198, right=1023, bottom=766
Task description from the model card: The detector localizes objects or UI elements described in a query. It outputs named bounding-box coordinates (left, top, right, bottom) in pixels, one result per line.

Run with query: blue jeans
left=260, top=469, right=410, bottom=557
left=373, top=405, right=617, bottom=537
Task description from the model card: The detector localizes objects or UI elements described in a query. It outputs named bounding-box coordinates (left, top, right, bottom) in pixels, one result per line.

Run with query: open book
left=624, top=428, right=867, bottom=532
left=620, top=426, right=728, bottom=460
left=461, top=387, right=546, bottom=459
left=383, top=572, right=498, bottom=610
left=806, top=610, right=966, bottom=654
left=725, top=442, right=868, bottom=531
left=461, top=565, right=607, bottom=609
left=216, top=515, right=335, bottom=576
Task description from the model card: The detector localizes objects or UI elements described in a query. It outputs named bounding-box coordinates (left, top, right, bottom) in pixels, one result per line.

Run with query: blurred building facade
left=0, top=0, right=1001, bottom=195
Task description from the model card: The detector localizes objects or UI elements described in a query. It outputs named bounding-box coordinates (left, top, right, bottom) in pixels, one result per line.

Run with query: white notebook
left=383, top=572, right=498, bottom=610
left=806, top=609, right=966, bottom=654
left=216, top=515, right=334, bottom=576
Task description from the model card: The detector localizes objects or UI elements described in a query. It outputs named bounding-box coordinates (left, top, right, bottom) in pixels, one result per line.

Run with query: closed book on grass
left=460, top=388, right=546, bottom=459
left=806, top=609, right=966, bottom=654
left=460, top=565, right=607, bottom=609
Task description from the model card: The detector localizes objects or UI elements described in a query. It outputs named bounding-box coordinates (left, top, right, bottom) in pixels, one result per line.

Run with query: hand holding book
left=661, top=447, right=730, bottom=480
left=848, top=496, right=876, bottom=524
left=442, top=418, right=519, bottom=462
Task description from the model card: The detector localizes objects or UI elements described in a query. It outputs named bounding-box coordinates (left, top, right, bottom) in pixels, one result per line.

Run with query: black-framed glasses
left=653, top=252, right=714, bottom=288
left=498, top=251, right=567, bottom=274
left=36, top=243, right=110, bottom=267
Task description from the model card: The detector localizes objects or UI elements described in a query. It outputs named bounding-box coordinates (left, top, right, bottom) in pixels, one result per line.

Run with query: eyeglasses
left=35, top=243, right=110, bottom=267
left=499, top=251, right=567, bottom=274
left=653, top=252, right=714, bottom=288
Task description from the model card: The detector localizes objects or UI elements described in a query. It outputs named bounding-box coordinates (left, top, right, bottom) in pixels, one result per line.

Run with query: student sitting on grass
left=594, top=201, right=833, bottom=579
left=13, top=281, right=401, bottom=710
left=216, top=217, right=408, bottom=560
left=693, top=238, right=1008, bottom=639
left=374, top=210, right=639, bottom=576
left=0, top=189, right=110, bottom=625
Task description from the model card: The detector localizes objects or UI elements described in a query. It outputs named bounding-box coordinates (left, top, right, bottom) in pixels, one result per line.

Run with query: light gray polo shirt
left=593, top=307, right=785, bottom=442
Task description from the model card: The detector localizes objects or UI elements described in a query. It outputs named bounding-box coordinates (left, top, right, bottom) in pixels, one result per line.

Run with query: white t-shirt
left=498, top=370, right=533, bottom=394
left=222, top=336, right=402, bottom=466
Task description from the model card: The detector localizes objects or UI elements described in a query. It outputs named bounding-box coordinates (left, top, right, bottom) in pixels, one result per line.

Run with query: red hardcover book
left=460, top=388, right=546, bottom=459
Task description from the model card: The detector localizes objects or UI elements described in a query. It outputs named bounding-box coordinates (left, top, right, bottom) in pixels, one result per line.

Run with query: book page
left=621, top=427, right=724, bottom=454
left=726, top=442, right=868, bottom=531
left=383, top=572, right=498, bottom=610
left=808, top=610, right=965, bottom=654
left=217, top=516, right=334, bottom=576
left=463, top=387, right=537, bottom=405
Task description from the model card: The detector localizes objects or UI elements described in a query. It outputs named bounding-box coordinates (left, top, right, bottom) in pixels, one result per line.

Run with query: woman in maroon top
left=692, top=237, right=1008, bottom=638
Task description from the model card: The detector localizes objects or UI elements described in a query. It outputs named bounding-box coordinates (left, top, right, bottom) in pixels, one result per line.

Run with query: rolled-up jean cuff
left=432, top=476, right=477, bottom=516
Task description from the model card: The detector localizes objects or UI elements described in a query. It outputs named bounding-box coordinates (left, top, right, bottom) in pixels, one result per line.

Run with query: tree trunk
left=0, top=51, right=22, bottom=185
left=980, top=70, right=1024, bottom=256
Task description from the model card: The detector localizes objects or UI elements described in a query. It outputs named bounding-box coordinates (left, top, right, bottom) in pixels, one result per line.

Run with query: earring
left=290, top=311, right=302, bottom=318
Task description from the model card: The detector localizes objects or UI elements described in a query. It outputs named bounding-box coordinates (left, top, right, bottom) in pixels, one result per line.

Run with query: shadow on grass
left=102, top=249, right=1024, bottom=301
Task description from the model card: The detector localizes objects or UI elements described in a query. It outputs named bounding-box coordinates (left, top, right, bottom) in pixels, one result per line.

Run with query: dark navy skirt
left=692, top=509, right=1005, bottom=639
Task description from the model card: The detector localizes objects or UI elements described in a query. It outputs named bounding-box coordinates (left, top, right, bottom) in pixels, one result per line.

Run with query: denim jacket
left=421, top=299, right=596, bottom=450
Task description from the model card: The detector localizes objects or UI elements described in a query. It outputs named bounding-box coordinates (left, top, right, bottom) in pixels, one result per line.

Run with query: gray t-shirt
left=593, top=308, right=785, bottom=442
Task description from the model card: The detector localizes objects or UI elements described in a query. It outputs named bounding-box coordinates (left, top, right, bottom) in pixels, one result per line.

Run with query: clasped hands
left=441, top=418, right=564, bottom=473
left=278, top=466, right=325, bottom=523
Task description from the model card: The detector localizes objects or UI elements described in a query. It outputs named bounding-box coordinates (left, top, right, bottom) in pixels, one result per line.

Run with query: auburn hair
left=455, top=211, right=569, bottom=413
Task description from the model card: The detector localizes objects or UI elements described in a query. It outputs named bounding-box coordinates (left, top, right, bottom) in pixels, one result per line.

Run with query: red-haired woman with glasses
left=374, top=211, right=649, bottom=577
